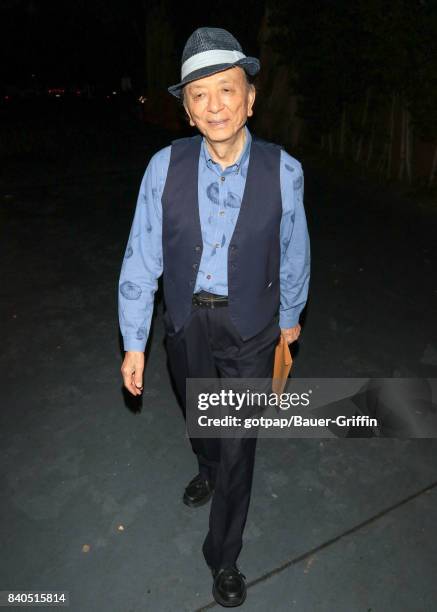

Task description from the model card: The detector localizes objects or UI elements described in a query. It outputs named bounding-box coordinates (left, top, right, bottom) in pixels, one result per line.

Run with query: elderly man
left=118, top=27, right=310, bottom=608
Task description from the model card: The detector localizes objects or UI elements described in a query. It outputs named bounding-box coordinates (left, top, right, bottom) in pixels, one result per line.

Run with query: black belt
left=192, top=291, right=228, bottom=308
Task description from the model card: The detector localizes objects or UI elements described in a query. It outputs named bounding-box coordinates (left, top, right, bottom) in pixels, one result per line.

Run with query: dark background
left=2, top=0, right=437, bottom=189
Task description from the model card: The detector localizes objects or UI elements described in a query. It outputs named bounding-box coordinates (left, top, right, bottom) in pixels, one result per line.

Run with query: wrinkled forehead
left=184, top=66, right=246, bottom=92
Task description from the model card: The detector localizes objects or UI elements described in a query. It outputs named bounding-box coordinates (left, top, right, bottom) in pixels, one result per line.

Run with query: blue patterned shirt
left=118, top=125, right=310, bottom=351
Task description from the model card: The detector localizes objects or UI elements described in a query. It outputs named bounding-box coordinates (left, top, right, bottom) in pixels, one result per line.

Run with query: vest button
left=192, top=263, right=198, bottom=269
left=194, top=245, right=201, bottom=251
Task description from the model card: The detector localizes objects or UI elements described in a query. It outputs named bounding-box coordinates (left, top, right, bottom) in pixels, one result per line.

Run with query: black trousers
left=164, top=302, right=280, bottom=570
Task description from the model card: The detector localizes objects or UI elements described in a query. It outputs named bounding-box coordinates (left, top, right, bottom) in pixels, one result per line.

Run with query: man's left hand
left=281, top=323, right=301, bottom=344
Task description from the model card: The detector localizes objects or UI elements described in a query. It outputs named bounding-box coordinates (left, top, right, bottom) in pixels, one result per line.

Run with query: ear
left=247, top=85, right=256, bottom=117
left=184, top=105, right=196, bottom=127
left=183, top=96, right=196, bottom=127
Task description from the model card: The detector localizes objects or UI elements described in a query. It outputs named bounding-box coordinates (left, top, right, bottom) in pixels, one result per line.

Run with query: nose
left=207, top=90, right=224, bottom=113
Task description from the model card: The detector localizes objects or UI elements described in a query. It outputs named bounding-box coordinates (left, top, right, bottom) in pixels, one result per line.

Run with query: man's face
left=183, top=67, right=255, bottom=143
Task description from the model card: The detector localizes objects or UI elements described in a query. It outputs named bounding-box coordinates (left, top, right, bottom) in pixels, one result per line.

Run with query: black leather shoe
left=212, top=566, right=247, bottom=607
left=183, top=473, right=214, bottom=507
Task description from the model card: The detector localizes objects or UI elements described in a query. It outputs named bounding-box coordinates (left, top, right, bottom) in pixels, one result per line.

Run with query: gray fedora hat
left=168, top=27, right=260, bottom=99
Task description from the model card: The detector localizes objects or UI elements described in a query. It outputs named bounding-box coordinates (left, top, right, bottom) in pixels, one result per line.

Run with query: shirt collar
left=201, top=124, right=252, bottom=173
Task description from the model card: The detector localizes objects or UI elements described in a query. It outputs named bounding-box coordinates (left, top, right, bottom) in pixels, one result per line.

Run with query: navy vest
left=161, top=133, right=283, bottom=341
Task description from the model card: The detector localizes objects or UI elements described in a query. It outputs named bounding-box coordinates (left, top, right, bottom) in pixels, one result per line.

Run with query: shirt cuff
left=123, top=337, right=147, bottom=352
left=279, top=307, right=302, bottom=329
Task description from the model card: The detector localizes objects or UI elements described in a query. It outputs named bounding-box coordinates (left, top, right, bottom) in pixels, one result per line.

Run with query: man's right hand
left=121, top=351, right=145, bottom=396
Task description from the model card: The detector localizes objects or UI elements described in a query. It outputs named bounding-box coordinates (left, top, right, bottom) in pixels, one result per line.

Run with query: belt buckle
left=193, top=294, right=208, bottom=308
left=193, top=293, right=224, bottom=308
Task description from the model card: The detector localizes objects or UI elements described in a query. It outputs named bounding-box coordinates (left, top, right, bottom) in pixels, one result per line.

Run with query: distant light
left=55, top=94, right=60, bottom=98
left=4, top=95, right=10, bottom=100
left=106, top=95, right=110, bottom=99
left=112, top=91, right=117, bottom=95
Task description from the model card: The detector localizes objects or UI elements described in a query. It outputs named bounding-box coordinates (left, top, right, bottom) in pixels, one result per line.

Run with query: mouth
left=208, top=119, right=229, bottom=127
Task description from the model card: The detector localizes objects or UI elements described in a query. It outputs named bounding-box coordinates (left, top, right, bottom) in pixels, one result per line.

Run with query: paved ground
left=1, top=122, right=437, bottom=612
